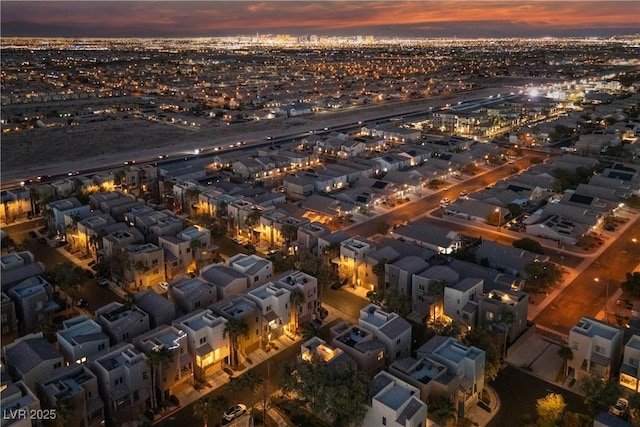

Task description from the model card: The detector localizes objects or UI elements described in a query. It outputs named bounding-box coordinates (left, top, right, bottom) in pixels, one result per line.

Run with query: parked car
left=318, top=307, right=329, bottom=320
left=231, top=237, right=244, bottom=245
left=223, top=404, right=247, bottom=421
left=97, top=278, right=109, bottom=287
left=616, top=299, right=634, bottom=310
left=440, top=198, right=451, bottom=207
left=611, top=397, right=628, bottom=416
left=459, top=190, right=468, bottom=198
left=159, top=281, right=169, bottom=291
left=76, top=299, right=89, bottom=308
left=331, top=278, right=348, bottom=290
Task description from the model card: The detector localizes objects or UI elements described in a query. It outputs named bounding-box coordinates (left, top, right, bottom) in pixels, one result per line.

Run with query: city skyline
left=1, top=0, right=639, bottom=39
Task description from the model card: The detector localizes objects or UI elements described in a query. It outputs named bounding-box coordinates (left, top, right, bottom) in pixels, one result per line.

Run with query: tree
left=289, top=289, right=305, bottom=333
left=621, top=272, right=640, bottom=298
left=50, top=262, right=85, bottom=303
left=628, top=392, right=640, bottom=420
left=328, top=363, right=370, bottom=427
left=560, top=412, right=591, bottom=427
left=281, top=224, right=299, bottom=248
left=525, top=261, right=563, bottom=292
left=382, top=288, right=411, bottom=316
left=513, top=238, right=544, bottom=254
left=53, top=398, right=74, bottom=427
left=372, top=259, right=387, bottom=291
left=225, top=318, right=249, bottom=369
left=557, top=346, right=573, bottom=375
left=322, top=242, right=340, bottom=266
left=429, top=396, right=456, bottom=426
left=536, top=393, right=565, bottom=427
left=189, top=239, right=204, bottom=273
left=579, top=375, right=621, bottom=416
left=193, top=395, right=229, bottom=427
left=463, top=327, right=500, bottom=381
left=144, top=346, right=173, bottom=410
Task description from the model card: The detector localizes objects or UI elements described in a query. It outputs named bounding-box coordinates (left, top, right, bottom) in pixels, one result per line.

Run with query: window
left=382, top=417, right=386, bottom=426
left=486, top=311, right=494, bottom=321
left=186, top=248, right=191, bottom=253
left=54, top=362, right=62, bottom=369
left=133, top=390, right=139, bottom=402
left=153, top=268, right=159, bottom=274
left=377, top=351, right=384, bottom=361
left=419, top=284, right=425, bottom=291
left=254, top=276, right=259, bottom=282
left=396, top=338, right=401, bottom=344
left=143, top=371, right=148, bottom=380
left=396, top=350, right=401, bottom=358
left=595, top=345, right=605, bottom=355
left=98, top=343, right=106, bottom=351
left=152, top=259, right=158, bottom=266
left=199, top=337, right=207, bottom=345
left=115, top=377, right=123, bottom=385
left=266, top=305, right=272, bottom=312
left=571, top=341, right=579, bottom=350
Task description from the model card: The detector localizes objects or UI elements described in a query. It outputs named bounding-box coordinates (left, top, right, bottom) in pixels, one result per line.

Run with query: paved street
left=488, top=365, right=588, bottom=427
left=534, top=214, right=640, bottom=335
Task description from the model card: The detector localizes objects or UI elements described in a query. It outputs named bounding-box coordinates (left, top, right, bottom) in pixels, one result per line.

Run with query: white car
left=440, top=198, right=451, bottom=207
left=231, top=237, right=244, bottom=245
left=159, top=281, right=169, bottom=291
left=611, top=397, right=628, bottom=416
left=223, top=404, right=247, bottom=421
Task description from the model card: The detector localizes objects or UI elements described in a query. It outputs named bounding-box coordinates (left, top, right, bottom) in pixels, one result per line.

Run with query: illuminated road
left=534, top=215, right=640, bottom=335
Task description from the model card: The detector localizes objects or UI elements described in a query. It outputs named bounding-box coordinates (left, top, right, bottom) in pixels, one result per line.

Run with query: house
left=525, top=214, right=589, bottom=245
left=415, top=336, right=485, bottom=418
left=173, top=309, right=229, bottom=381
left=133, top=326, right=193, bottom=403
left=390, top=223, right=462, bottom=254
left=96, top=302, right=151, bottom=345
left=474, top=240, right=549, bottom=278
left=227, top=254, right=273, bottom=287
left=359, top=304, right=412, bottom=363
left=339, top=236, right=374, bottom=287
left=200, top=264, right=249, bottom=300
left=478, top=289, right=529, bottom=353
left=57, top=315, right=109, bottom=365
left=0, top=381, right=41, bottom=427
left=0, top=251, right=46, bottom=293
left=1, top=292, right=17, bottom=336
left=619, top=334, right=640, bottom=392
left=296, top=222, right=330, bottom=254
left=567, top=317, right=624, bottom=381
left=101, top=228, right=145, bottom=259
left=330, top=322, right=386, bottom=377
left=274, top=270, right=319, bottom=328
left=38, top=365, right=105, bottom=427
left=46, top=197, right=90, bottom=233
left=300, top=337, right=355, bottom=371
left=247, top=283, right=291, bottom=343
left=363, top=370, right=429, bottom=427
left=210, top=296, right=263, bottom=357
left=123, top=243, right=165, bottom=291
left=89, top=343, right=152, bottom=427
left=444, top=200, right=509, bottom=225
left=169, top=276, right=217, bottom=316
left=133, top=290, right=176, bottom=328
left=443, top=278, right=484, bottom=326
left=8, top=275, right=59, bottom=336
left=386, top=256, right=430, bottom=296
left=3, top=333, right=64, bottom=391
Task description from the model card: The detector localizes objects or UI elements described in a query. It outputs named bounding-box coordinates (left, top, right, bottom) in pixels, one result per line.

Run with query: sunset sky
left=1, top=1, right=638, bottom=38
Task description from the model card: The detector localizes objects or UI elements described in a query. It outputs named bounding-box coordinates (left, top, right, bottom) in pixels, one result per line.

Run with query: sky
left=1, top=1, right=639, bottom=39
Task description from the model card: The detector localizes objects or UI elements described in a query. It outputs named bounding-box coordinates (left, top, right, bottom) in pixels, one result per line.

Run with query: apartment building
left=174, top=309, right=230, bottom=381
left=359, top=304, right=412, bottom=363
left=567, top=317, right=624, bottom=381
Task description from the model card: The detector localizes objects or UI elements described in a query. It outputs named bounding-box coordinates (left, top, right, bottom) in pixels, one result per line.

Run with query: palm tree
left=288, top=290, right=305, bottom=333
left=244, top=210, right=261, bottom=242
left=189, top=239, right=204, bottom=274
left=500, top=309, right=516, bottom=358
left=193, top=395, right=229, bottom=427
left=429, top=396, right=456, bottom=426
left=50, top=262, right=84, bottom=304
left=144, top=346, right=173, bottom=410
left=53, top=398, right=74, bottom=427
left=225, top=318, right=249, bottom=369
left=558, top=346, right=573, bottom=376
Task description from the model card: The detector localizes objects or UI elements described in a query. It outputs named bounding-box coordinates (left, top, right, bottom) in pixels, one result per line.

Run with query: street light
left=594, top=278, right=609, bottom=323
left=494, top=207, right=501, bottom=231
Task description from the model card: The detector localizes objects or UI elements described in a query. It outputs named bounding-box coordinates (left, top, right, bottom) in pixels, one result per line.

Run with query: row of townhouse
left=2, top=267, right=321, bottom=426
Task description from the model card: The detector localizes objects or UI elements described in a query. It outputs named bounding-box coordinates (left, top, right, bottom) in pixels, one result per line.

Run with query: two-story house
left=339, top=236, right=374, bottom=287
left=174, top=309, right=230, bottom=381
left=0, top=381, right=41, bottom=427
left=8, top=275, right=59, bottom=336
left=96, top=302, right=151, bottom=345
left=246, top=283, right=291, bottom=344
left=89, top=343, right=152, bottom=427
left=4, top=333, right=64, bottom=391
left=123, top=243, right=165, bottom=291
left=227, top=254, right=273, bottom=287
left=169, top=277, right=218, bottom=316
left=567, top=317, right=624, bottom=381
left=210, top=296, right=263, bottom=359
left=619, top=334, right=640, bottom=392
left=273, top=270, right=319, bottom=330
left=330, top=322, right=386, bottom=377
left=443, top=278, right=484, bottom=327
left=200, top=264, right=250, bottom=301
left=57, top=315, right=109, bottom=365
left=359, top=304, right=412, bottom=363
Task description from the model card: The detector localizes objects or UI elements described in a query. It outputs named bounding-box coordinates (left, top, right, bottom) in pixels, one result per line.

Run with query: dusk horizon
left=2, top=1, right=639, bottom=39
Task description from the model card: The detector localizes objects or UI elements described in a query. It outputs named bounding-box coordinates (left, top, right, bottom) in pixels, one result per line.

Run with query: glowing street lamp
left=494, top=207, right=502, bottom=231
left=594, top=278, right=609, bottom=322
